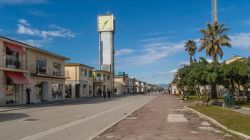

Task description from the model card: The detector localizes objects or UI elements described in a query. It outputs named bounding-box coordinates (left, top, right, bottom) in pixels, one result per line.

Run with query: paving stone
left=167, top=114, right=188, bottom=123
left=201, top=121, right=211, bottom=127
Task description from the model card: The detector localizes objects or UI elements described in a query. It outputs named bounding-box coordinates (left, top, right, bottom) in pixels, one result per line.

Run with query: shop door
left=41, top=82, right=49, bottom=101
left=75, top=84, right=80, bottom=98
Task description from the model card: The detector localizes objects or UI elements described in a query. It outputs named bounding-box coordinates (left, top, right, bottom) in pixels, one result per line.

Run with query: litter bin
left=224, top=91, right=235, bottom=107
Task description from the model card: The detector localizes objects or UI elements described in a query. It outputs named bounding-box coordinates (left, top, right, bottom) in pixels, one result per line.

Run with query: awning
left=5, top=71, right=29, bottom=84
left=4, top=42, right=24, bottom=54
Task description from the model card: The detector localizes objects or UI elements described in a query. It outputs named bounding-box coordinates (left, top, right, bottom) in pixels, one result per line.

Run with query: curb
left=184, top=106, right=250, bottom=140
left=86, top=96, right=156, bottom=140
left=242, top=107, right=250, bottom=111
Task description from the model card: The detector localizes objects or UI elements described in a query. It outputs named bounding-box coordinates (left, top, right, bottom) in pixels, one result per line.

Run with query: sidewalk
left=234, top=106, right=250, bottom=115
left=94, top=94, right=238, bottom=140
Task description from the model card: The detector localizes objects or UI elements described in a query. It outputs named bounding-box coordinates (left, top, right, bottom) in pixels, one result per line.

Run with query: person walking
left=98, top=88, right=102, bottom=97
left=103, top=90, right=107, bottom=99
left=108, top=90, right=111, bottom=100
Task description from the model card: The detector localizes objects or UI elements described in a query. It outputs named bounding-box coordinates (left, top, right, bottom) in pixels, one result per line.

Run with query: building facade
left=65, top=63, right=94, bottom=98
left=128, top=77, right=136, bottom=94
left=0, top=36, right=69, bottom=106
left=114, top=74, right=129, bottom=95
left=93, top=70, right=112, bottom=96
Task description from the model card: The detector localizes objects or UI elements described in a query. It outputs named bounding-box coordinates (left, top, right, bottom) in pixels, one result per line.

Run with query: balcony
left=5, top=55, right=21, bottom=69
left=53, top=71, right=63, bottom=77
left=94, top=77, right=104, bottom=82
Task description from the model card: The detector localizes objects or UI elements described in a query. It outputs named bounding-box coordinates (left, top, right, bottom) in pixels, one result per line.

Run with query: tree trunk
left=189, top=55, right=192, bottom=64
left=211, top=84, right=217, bottom=99
left=212, top=54, right=217, bottom=63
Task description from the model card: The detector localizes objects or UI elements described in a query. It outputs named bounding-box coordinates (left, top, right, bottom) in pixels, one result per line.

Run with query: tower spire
left=212, top=0, right=218, bottom=23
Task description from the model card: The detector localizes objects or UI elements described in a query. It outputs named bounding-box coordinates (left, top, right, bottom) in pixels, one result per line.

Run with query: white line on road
left=19, top=100, right=137, bottom=140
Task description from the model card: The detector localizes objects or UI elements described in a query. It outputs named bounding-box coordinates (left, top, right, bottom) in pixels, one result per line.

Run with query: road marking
left=19, top=100, right=138, bottom=140
left=167, top=114, right=188, bottom=123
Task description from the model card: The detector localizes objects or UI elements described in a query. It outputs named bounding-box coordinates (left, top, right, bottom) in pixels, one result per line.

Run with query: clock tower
left=97, top=14, right=115, bottom=92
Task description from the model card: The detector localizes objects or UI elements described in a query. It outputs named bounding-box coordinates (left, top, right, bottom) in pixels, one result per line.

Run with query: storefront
left=4, top=71, right=29, bottom=105
left=32, top=77, right=65, bottom=102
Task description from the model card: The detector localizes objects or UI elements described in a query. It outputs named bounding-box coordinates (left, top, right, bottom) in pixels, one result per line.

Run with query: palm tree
left=199, top=22, right=232, bottom=63
left=199, top=22, right=231, bottom=99
left=184, top=40, right=197, bottom=64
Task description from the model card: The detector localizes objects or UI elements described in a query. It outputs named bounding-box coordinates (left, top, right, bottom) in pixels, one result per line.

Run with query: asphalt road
left=0, top=94, right=157, bottom=140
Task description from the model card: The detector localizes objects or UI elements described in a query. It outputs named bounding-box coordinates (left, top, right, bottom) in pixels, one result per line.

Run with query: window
left=96, top=73, right=102, bottom=81
left=103, top=74, right=106, bottom=80
left=52, top=82, right=63, bottom=100
left=84, top=69, right=87, bottom=77
left=65, top=70, right=69, bottom=77
left=89, top=71, right=93, bottom=78
left=80, top=68, right=84, bottom=76
left=5, top=47, right=20, bottom=69
left=65, top=84, right=72, bottom=98
left=53, top=63, right=62, bottom=76
left=5, top=77, right=17, bottom=104
left=107, top=75, right=110, bottom=80
left=36, top=58, right=47, bottom=74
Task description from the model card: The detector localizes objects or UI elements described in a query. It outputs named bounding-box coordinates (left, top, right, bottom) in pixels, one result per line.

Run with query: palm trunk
left=189, top=55, right=192, bottom=64
left=212, top=54, right=217, bottom=63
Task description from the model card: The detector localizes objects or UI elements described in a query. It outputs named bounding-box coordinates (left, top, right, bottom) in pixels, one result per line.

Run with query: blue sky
left=1, top=0, right=250, bottom=84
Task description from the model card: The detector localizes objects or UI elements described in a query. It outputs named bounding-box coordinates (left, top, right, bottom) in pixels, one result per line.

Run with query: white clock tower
left=97, top=14, right=115, bottom=92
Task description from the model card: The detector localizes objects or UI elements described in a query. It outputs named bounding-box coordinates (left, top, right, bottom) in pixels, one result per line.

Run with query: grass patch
left=187, top=95, right=198, bottom=101
left=191, top=106, right=250, bottom=136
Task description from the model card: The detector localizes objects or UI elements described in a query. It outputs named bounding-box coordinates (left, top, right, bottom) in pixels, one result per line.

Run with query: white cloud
left=0, top=0, right=48, bottom=5
left=139, top=36, right=169, bottom=43
left=117, top=41, right=185, bottom=67
left=179, top=61, right=190, bottom=65
left=28, top=9, right=55, bottom=17
left=115, top=49, right=134, bottom=56
left=16, top=19, right=75, bottom=47
left=169, top=69, right=177, bottom=74
left=22, top=38, right=53, bottom=48
left=17, top=19, right=75, bottom=38
left=230, top=33, right=250, bottom=50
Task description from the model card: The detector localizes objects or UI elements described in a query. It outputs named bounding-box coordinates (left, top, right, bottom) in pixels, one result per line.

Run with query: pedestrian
left=103, top=90, right=107, bottom=99
left=108, top=90, right=111, bottom=100
left=98, top=88, right=102, bottom=97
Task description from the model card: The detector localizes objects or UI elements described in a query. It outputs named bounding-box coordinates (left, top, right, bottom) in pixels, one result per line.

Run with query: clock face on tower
left=98, top=15, right=114, bottom=32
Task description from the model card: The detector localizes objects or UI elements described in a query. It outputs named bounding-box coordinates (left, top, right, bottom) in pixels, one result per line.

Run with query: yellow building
left=93, top=70, right=112, bottom=97
left=114, top=75, right=129, bottom=95
left=225, top=55, right=243, bottom=64
left=65, top=63, right=94, bottom=98
left=0, top=36, right=69, bottom=105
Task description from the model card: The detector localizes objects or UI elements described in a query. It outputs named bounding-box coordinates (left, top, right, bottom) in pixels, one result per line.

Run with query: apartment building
left=135, top=80, right=142, bottom=93
left=93, top=70, right=112, bottom=96
left=128, top=77, right=136, bottom=94
left=114, top=72, right=129, bottom=95
left=0, top=36, right=69, bottom=105
left=65, top=63, right=94, bottom=98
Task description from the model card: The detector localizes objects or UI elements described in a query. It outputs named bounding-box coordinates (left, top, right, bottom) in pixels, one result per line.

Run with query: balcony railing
left=94, top=77, right=104, bottom=82
left=5, top=55, right=22, bottom=69
left=53, top=71, right=63, bottom=77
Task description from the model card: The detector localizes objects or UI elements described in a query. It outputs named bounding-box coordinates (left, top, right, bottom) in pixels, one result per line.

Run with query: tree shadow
left=0, top=95, right=139, bottom=112
left=0, top=113, right=30, bottom=122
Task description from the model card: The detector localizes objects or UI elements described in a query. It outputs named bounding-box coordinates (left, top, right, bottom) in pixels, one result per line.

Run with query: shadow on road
left=0, top=113, right=30, bottom=122
left=0, top=95, right=136, bottom=112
